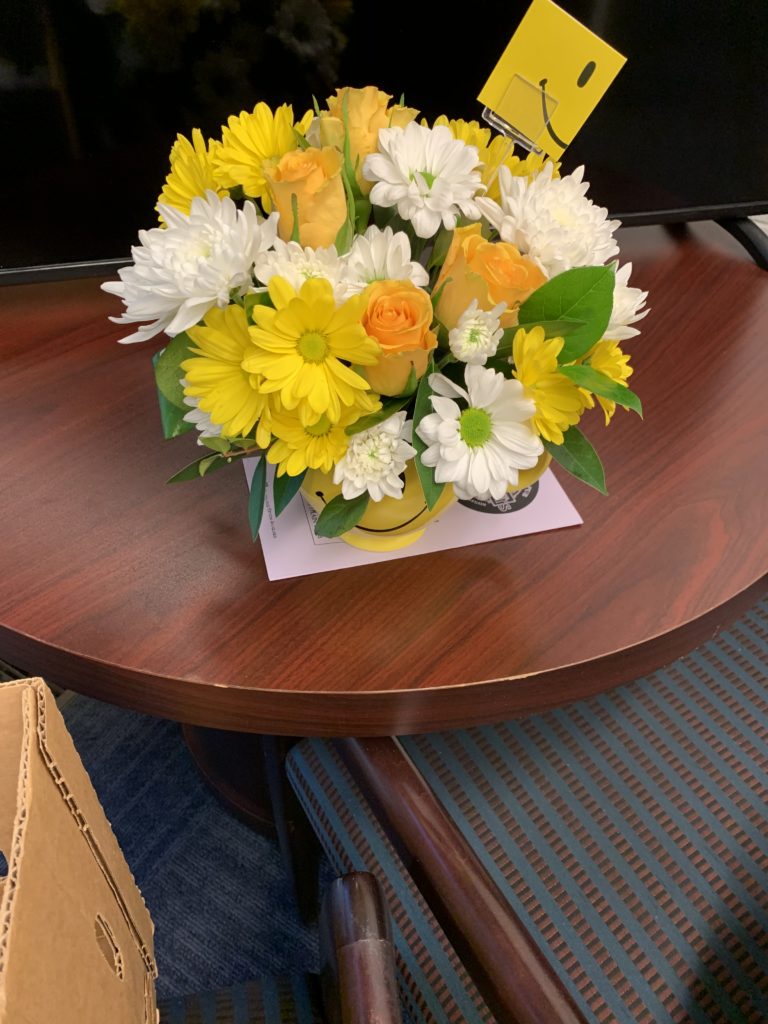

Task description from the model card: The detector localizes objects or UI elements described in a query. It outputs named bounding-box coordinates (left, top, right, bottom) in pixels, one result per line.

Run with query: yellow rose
left=312, top=86, right=418, bottom=194
left=434, top=223, right=547, bottom=330
left=361, top=280, right=437, bottom=396
left=265, top=147, right=347, bottom=249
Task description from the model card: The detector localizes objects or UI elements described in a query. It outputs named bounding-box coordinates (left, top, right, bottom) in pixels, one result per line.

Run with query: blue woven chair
left=157, top=871, right=402, bottom=1024
left=287, top=597, right=768, bottom=1024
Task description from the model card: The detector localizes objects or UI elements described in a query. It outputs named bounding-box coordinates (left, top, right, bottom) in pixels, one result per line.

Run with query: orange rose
left=311, top=86, right=418, bottom=194
left=434, top=224, right=546, bottom=330
left=361, top=280, right=437, bottom=396
left=265, top=147, right=347, bottom=249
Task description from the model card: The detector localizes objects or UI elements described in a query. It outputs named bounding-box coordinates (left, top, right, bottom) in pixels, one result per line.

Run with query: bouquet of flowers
left=103, top=86, right=647, bottom=544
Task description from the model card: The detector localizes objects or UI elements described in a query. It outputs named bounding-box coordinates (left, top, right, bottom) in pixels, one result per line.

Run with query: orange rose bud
left=313, top=87, right=418, bottom=194
left=265, top=147, right=347, bottom=249
left=434, top=223, right=546, bottom=330
left=361, top=280, right=437, bottom=396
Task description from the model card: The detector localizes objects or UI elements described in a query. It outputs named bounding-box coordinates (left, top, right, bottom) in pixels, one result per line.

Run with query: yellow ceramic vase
left=513, top=451, right=552, bottom=491
left=302, top=462, right=455, bottom=552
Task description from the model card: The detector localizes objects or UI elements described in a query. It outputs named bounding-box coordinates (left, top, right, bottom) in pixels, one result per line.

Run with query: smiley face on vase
left=302, top=461, right=455, bottom=551
left=478, top=0, right=626, bottom=160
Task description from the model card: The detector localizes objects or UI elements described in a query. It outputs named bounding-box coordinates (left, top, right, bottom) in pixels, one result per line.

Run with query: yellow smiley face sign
left=478, top=0, right=626, bottom=159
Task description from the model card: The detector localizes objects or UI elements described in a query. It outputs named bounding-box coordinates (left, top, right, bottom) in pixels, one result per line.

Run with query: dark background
left=1, top=0, right=766, bottom=269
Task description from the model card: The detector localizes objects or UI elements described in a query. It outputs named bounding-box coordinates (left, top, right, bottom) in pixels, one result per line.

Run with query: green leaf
left=244, top=291, right=272, bottom=323
left=293, top=129, right=310, bottom=150
left=290, top=193, right=300, bottom=243
left=545, top=427, right=607, bottom=494
left=247, top=457, right=267, bottom=541
left=558, top=365, right=643, bottom=417
left=412, top=356, right=445, bottom=511
left=156, top=387, right=194, bottom=439
left=273, top=469, right=306, bottom=517
left=354, top=197, right=372, bottom=233
left=167, top=453, right=229, bottom=484
left=312, top=94, right=321, bottom=116
left=496, top=319, right=587, bottom=359
left=345, top=395, right=413, bottom=435
left=154, top=333, right=194, bottom=409
left=314, top=492, right=369, bottom=538
left=340, top=91, right=363, bottom=201
left=427, top=227, right=453, bottom=271
left=200, top=435, right=231, bottom=453
left=517, top=266, right=615, bottom=363
left=430, top=275, right=452, bottom=312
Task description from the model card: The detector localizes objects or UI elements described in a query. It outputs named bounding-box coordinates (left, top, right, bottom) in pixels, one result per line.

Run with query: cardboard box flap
left=0, top=679, right=157, bottom=1024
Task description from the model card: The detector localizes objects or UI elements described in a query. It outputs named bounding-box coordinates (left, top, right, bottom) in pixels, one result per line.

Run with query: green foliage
left=199, top=435, right=231, bottom=453
left=153, top=333, right=194, bottom=409
left=167, top=453, right=230, bottom=484
left=558, top=365, right=643, bottom=417
left=273, top=469, right=306, bottom=517
left=517, top=266, right=615, bottom=363
left=545, top=426, right=607, bottom=494
left=244, top=292, right=273, bottom=323
left=412, top=356, right=446, bottom=510
left=314, top=492, right=369, bottom=538
left=427, top=227, right=453, bottom=271
left=247, top=457, right=267, bottom=541
left=345, top=395, right=413, bottom=435
left=290, top=193, right=301, bottom=243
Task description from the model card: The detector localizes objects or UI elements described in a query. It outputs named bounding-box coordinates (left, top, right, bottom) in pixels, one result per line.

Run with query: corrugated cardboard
left=0, top=679, right=157, bottom=1024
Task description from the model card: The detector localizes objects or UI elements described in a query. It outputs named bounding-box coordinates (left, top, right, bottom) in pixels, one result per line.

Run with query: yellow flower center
left=297, top=331, right=329, bottom=362
left=304, top=414, right=332, bottom=437
left=459, top=407, right=492, bottom=448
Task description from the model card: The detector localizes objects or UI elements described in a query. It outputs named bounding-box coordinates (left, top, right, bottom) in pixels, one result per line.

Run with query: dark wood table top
left=2, top=224, right=767, bottom=735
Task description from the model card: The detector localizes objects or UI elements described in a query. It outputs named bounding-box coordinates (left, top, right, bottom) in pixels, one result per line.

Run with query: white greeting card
left=244, top=459, right=582, bottom=580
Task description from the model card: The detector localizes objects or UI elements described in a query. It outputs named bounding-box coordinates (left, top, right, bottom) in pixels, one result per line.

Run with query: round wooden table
left=2, top=224, right=767, bottom=743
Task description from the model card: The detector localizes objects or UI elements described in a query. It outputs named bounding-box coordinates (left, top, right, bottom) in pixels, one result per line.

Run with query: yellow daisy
left=512, top=326, right=588, bottom=445
left=582, top=339, right=634, bottom=425
left=156, top=129, right=228, bottom=221
left=244, top=277, right=381, bottom=426
left=429, top=116, right=554, bottom=203
left=213, top=103, right=313, bottom=209
left=267, top=405, right=366, bottom=478
left=181, top=303, right=272, bottom=445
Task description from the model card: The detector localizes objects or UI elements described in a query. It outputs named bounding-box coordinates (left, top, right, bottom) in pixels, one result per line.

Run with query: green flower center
left=305, top=414, right=331, bottom=437
left=466, top=327, right=483, bottom=346
left=459, top=407, right=493, bottom=448
left=298, top=331, right=328, bottom=362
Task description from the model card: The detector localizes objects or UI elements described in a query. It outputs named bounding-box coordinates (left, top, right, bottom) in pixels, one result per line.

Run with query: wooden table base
left=182, top=725, right=277, bottom=835
left=182, top=725, right=321, bottom=918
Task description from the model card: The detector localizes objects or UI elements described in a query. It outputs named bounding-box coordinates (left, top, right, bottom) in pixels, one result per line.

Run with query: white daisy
left=449, top=300, right=506, bottom=365
left=102, top=191, right=278, bottom=344
left=254, top=239, right=353, bottom=305
left=606, top=262, right=649, bottom=339
left=363, top=122, right=483, bottom=239
left=476, top=163, right=620, bottom=278
left=181, top=382, right=224, bottom=445
left=343, top=226, right=429, bottom=293
left=333, top=412, right=416, bottom=502
left=416, top=364, right=542, bottom=501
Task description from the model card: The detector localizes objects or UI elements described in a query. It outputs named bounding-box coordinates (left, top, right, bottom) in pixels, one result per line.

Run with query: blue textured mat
left=59, top=697, right=319, bottom=1000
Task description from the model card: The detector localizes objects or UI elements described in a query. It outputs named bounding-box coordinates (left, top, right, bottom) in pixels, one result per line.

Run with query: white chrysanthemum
left=606, top=262, right=649, bottom=339
left=363, top=122, right=483, bottom=239
left=180, top=381, right=224, bottom=444
left=343, top=226, right=429, bottom=293
left=333, top=412, right=416, bottom=502
left=416, top=364, right=542, bottom=501
left=476, top=163, right=620, bottom=278
left=254, top=239, right=353, bottom=305
left=102, top=191, right=278, bottom=344
left=449, top=301, right=506, bottom=365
